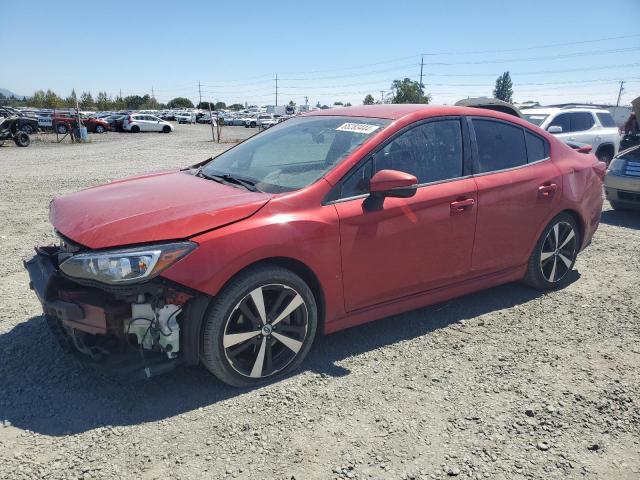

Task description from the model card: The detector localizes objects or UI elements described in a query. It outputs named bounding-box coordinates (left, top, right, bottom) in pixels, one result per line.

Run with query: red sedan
left=25, top=105, right=605, bottom=386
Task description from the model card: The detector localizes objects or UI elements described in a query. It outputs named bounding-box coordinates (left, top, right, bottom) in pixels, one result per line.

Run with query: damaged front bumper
left=24, top=245, right=209, bottom=379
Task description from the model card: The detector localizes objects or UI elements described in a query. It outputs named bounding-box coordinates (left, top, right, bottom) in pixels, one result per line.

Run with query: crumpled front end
left=24, top=240, right=209, bottom=379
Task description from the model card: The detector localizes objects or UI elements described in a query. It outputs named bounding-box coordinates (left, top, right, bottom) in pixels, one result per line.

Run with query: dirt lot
left=1, top=124, right=639, bottom=480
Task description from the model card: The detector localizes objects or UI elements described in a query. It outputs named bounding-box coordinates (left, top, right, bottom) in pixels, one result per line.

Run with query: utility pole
left=616, top=81, right=625, bottom=107
left=275, top=73, right=278, bottom=106
left=304, top=96, right=308, bottom=109
left=419, top=55, right=424, bottom=100
left=380, top=90, right=385, bottom=103
left=151, top=87, right=155, bottom=99
left=198, top=81, right=202, bottom=107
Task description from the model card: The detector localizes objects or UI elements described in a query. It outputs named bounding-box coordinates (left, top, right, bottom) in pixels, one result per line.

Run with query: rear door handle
left=538, top=183, right=557, bottom=198
left=450, top=198, right=475, bottom=214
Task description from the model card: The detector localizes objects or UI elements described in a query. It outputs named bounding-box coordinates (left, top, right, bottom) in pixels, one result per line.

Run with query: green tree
left=31, top=90, right=46, bottom=108
left=64, top=89, right=78, bottom=108
left=315, top=101, right=321, bottom=108
left=113, top=95, right=126, bottom=110
left=288, top=100, right=296, bottom=107
left=228, top=103, right=244, bottom=111
left=214, top=101, right=226, bottom=110
left=167, top=97, right=194, bottom=109
left=197, top=101, right=214, bottom=110
left=333, top=101, right=343, bottom=106
left=344, top=102, right=352, bottom=107
left=123, top=95, right=145, bottom=110
left=363, top=94, right=375, bottom=105
left=390, top=78, right=430, bottom=104
left=44, top=89, right=62, bottom=109
left=79, top=91, right=95, bottom=110
left=96, top=91, right=112, bottom=111
left=493, top=71, right=513, bottom=103
left=140, top=94, right=159, bottom=110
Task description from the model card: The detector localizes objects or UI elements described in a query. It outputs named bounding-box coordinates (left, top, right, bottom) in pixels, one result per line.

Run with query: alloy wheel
left=540, top=221, right=577, bottom=283
left=223, top=284, right=308, bottom=379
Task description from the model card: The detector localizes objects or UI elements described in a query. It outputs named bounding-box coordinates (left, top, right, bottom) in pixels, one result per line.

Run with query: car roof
left=521, top=107, right=611, bottom=115
left=303, top=104, right=529, bottom=121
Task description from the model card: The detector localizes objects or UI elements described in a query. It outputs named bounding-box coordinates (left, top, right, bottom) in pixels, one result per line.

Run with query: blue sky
left=1, top=0, right=639, bottom=107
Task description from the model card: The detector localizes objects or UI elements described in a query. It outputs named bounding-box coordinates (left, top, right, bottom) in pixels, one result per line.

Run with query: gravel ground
left=1, top=124, right=639, bottom=480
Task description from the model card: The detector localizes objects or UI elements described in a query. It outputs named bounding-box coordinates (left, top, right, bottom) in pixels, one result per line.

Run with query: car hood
left=50, top=170, right=271, bottom=249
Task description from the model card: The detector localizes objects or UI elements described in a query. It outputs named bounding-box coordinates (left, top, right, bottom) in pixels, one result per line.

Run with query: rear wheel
left=56, top=124, right=68, bottom=135
left=20, top=124, right=35, bottom=135
left=130, top=125, right=140, bottom=133
left=523, top=213, right=579, bottom=290
left=95, top=125, right=105, bottom=133
left=596, top=146, right=614, bottom=165
left=201, top=265, right=317, bottom=387
left=162, top=125, right=171, bottom=133
left=14, top=132, right=30, bottom=147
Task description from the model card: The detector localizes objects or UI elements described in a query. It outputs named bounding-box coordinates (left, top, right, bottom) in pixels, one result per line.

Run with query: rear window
left=473, top=119, right=527, bottom=173
left=596, top=112, right=616, bottom=128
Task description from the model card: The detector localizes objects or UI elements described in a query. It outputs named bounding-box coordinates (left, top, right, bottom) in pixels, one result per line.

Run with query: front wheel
left=14, top=132, right=30, bottom=147
left=162, top=125, right=171, bottom=133
left=95, top=125, right=105, bottom=133
left=201, top=265, right=318, bottom=387
left=523, top=213, right=579, bottom=290
left=56, top=124, right=68, bottom=135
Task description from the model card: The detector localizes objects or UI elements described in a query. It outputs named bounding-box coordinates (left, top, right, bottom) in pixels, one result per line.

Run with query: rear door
left=334, top=117, right=478, bottom=311
left=470, top=118, right=562, bottom=274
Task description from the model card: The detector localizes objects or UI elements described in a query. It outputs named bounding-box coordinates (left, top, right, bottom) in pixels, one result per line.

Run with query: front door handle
left=450, top=198, right=475, bottom=214
left=538, top=183, right=557, bottom=198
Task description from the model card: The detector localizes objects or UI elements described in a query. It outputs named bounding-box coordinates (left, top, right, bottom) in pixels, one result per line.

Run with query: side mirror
left=547, top=125, right=563, bottom=134
left=365, top=169, right=418, bottom=210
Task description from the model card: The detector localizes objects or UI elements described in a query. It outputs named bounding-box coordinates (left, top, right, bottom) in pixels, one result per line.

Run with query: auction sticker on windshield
left=336, top=123, right=380, bottom=134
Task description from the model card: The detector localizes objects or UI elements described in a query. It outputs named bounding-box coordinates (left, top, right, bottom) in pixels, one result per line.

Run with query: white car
left=246, top=114, right=272, bottom=128
left=521, top=106, right=620, bottom=163
left=123, top=114, right=174, bottom=133
left=175, top=112, right=196, bottom=124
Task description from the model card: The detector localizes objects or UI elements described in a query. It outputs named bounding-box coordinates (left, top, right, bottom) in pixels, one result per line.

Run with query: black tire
left=130, top=125, right=140, bottom=133
left=14, top=132, right=30, bottom=147
left=20, top=124, right=35, bottom=135
left=95, top=125, right=105, bottom=134
left=162, top=125, right=171, bottom=133
left=250, top=122, right=256, bottom=128
left=596, top=148, right=613, bottom=165
left=523, top=213, right=579, bottom=290
left=201, top=265, right=318, bottom=387
left=56, top=124, right=68, bottom=135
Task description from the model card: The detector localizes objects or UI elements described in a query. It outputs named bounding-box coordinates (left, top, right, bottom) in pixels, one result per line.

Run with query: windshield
left=202, top=115, right=390, bottom=193
left=523, top=114, right=549, bottom=126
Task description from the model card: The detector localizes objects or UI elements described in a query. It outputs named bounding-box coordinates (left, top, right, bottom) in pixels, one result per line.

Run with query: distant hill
left=0, top=88, right=25, bottom=99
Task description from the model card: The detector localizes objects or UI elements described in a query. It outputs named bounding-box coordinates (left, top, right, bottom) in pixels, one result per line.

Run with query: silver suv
left=521, top=106, right=620, bottom=163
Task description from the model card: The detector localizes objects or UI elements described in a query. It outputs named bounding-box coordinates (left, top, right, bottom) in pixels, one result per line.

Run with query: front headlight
left=59, top=241, right=196, bottom=285
left=607, top=157, right=626, bottom=176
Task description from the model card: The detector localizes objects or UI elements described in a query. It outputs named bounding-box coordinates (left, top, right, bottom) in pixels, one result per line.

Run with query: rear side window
left=596, top=112, right=616, bottom=128
left=525, top=131, right=548, bottom=162
left=569, top=112, right=595, bottom=132
left=473, top=119, right=527, bottom=173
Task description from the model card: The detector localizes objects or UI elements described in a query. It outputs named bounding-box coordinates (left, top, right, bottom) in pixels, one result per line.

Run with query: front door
left=333, top=118, right=477, bottom=312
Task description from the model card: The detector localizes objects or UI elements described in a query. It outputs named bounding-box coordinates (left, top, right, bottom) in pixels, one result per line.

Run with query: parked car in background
left=604, top=145, right=640, bottom=210
left=0, top=106, right=39, bottom=134
left=24, top=105, right=605, bottom=386
left=51, top=114, right=111, bottom=134
left=123, top=114, right=173, bottom=133
left=245, top=113, right=271, bottom=128
left=260, top=115, right=280, bottom=129
left=521, top=106, right=620, bottom=163
left=105, top=114, right=126, bottom=132
left=176, top=112, right=196, bottom=124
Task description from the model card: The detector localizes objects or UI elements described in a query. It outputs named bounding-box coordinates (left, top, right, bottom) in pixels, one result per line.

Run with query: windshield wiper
left=196, top=168, right=261, bottom=192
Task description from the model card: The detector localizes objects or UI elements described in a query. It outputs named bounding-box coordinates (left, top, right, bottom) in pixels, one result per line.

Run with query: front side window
left=569, top=112, right=595, bottom=132
left=373, top=120, right=463, bottom=184
left=548, top=113, right=571, bottom=133
left=473, top=119, right=527, bottom=173
left=203, top=116, right=390, bottom=193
